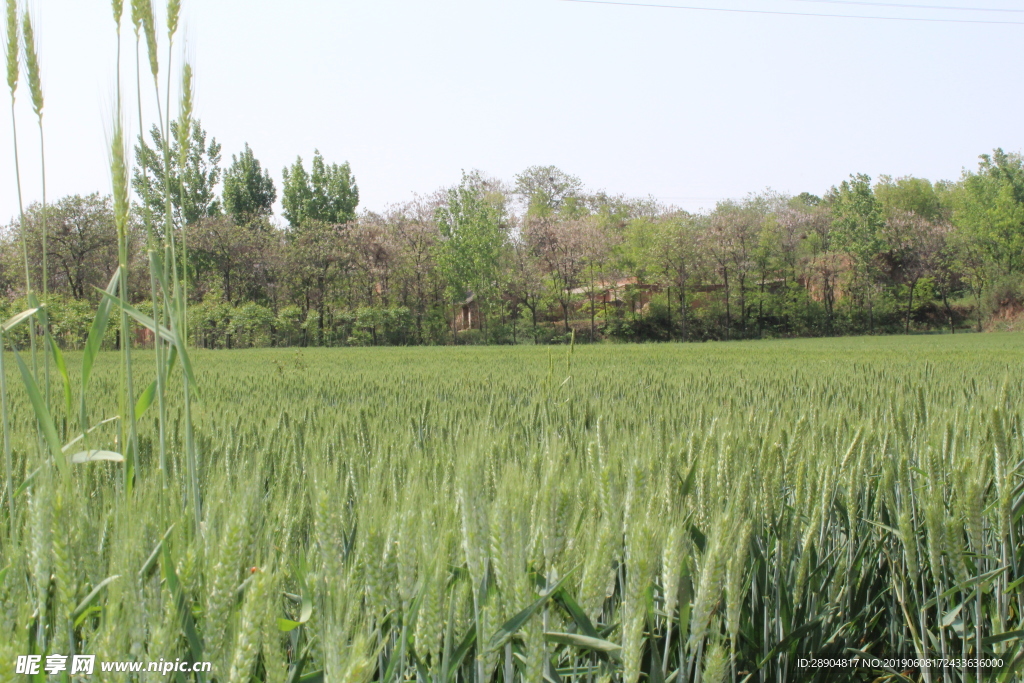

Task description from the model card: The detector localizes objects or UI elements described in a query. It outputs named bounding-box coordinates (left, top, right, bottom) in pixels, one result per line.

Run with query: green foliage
left=187, top=289, right=234, bottom=348
left=828, top=173, right=884, bottom=265
left=274, top=304, right=305, bottom=346
left=281, top=150, right=358, bottom=228
left=7, top=194, right=120, bottom=299
left=953, top=149, right=1024, bottom=276
left=345, top=306, right=414, bottom=346
left=232, top=300, right=275, bottom=347
left=875, top=175, right=943, bottom=222
left=15, top=152, right=1024, bottom=346
left=514, top=165, right=584, bottom=219
left=619, top=216, right=659, bottom=283
left=7, top=5, right=1024, bottom=676
left=132, top=119, right=223, bottom=230
left=434, top=171, right=510, bottom=308
left=222, top=143, right=275, bottom=223
left=794, top=191, right=821, bottom=206
left=0, top=294, right=119, bottom=350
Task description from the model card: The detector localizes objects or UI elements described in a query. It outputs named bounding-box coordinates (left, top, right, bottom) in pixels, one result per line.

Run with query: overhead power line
left=791, top=0, right=1024, bottom=13
left=558, top=0, right=1024, bottom=24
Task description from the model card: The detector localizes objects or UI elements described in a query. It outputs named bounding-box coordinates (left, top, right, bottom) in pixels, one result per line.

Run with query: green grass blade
left=162, top=542, right=206, bottom=683
left=543, top=632, right=622, bottom=659
left=134, top=380, right=157, bottom=421
left=554, top=589, right=601, bottom=639
left=1, top=307, right=39, bottom=332
left=14, top=466, right=41, bottom=499
left=283, top=638, right=313, bottom=683
left=447, top=627, right=476, bottom=683
left=13, top=347, right=63, bottom=468
left=488, top=572, right=575, bottom=651
left=45, top=329, right=71, bottom=427
left=82, top=269, right=119, bottom=391
left=984, top=630, right=1024, bottom=646
left=68, top=450, right=124, bottom=464
left=70, top=575, right=120, bottom=622
left=922, top=566, right=1009, bottom=609
left=175, top=333, right=197, bottom=396
left=140, top=525, right=176, bottom=581
left=100, top=289, right=197, bottom=392
left=62, top=416, right=119, bottom=454
left=98, top=289, right=173, bottom=342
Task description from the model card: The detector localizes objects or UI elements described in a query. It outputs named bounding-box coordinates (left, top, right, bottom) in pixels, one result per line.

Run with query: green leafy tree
left=507, top=235, right=548, bottom=343
left=829, top=173, right=884, bottom=263
left=514, top=165, right=584, bottom=219
left=280, top=158, right=312, bottom=227
left=652, top=212, right=705, bottom=340
left=283, top=219, right=344, bottom=342
left=281, top=150, right=358, bottom=228
left=190, top=215, right=272, bottom=305
left=875, top=175, right=943, bottom=223
left=527, top=216, right=600, bottom=336
left=795, top=192, right=822, bottom=207
left=132, top=119, right=223, bottom=230
left=620, top=215, right=659, bottom=285
left=707, top=199, right=762, bottom=338
left=952, top=149, right=1024, bottom=276
left=827, top=173, right=884, bottom=330
left=222, top=143, right=276, bottom=223
left=874, top=176, right=949, bottom=333
left=434, top=171, right=510, bottom=337
left=8, top=194, right=122, bottom=299
left=946, top=220, right=988, bottom=331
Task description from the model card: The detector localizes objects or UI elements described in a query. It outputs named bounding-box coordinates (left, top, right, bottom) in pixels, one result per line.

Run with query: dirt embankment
left=985, top=302, right=1024, bottom=332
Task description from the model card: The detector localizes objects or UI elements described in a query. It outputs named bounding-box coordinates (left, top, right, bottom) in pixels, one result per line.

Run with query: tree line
left=3, top=123, right=1024, bottom=347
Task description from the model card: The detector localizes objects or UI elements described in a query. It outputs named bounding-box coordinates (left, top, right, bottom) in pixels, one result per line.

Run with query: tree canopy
left=281, top=151, right=359, bottom=228
left=132, top=120, right=223, bottom=230
left=17, top=149, right=1024, bottom=347
left=223, top=143, right=276, bottom=224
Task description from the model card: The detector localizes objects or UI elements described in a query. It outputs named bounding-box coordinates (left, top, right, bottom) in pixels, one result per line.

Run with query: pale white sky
left=2, top=0, right=1023, bottom=223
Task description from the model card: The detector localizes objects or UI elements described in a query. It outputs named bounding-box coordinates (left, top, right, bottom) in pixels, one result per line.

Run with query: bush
left=603, top=299, right=674, bottom=343
left=454, top=328, right=485, bottom=345
left=380, top=307, right=414, bottom=345
left=275, top=305, right=305, bottom=347
left=985, top=274, right=1024, bottom=316
left=188, top=294, right=234, bottom=348
left=233, top=302, right=275, bottom=347
left=0, top=294, right=124, bottom=350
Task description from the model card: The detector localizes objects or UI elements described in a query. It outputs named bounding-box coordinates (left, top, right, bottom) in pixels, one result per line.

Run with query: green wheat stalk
left=2, top=0, right=21, bottom=533
left=22, top=9, right=46, bottom=405
left=132, top=0, right=168, bottom=477
left=21, top=9, right=42, bottom=300
left=110, top=0, right=139, bottom=491
left=5, top=0, right=40, bottom=407
left=0, top=327, right=11, bottom=533
left=122, top=0, right=139, bottom=487
left=177, top=60, right=191, bottom=337
left=163, top=1, right=201, bottom=529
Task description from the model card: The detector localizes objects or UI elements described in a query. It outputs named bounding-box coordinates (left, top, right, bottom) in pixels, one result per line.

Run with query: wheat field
left=0, top=334, right=1022, bottom=682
